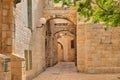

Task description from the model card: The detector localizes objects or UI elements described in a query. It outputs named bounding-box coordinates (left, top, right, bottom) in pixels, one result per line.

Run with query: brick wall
left=77, top=23, right=120, bottom=73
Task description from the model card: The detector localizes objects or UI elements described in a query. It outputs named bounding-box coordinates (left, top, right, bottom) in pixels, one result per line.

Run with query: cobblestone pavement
left=33, top=62, right=120, bottom=80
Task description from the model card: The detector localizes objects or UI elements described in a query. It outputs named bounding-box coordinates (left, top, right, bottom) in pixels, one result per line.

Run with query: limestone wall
left=14, top=0, right=31, bottom=57
left=13, top=1, right=32, bottom=80
left=0, top=0, right=13, bottom=79
left=26, top=0, right=46, bottom=80
left=0, top=0, right=13, bottom=54
left=14, top=0, right=46, bottom=80
left=77, top=23, right=120, bottom=73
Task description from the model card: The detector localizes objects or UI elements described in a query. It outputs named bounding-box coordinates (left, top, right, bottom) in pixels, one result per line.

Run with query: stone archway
left=43, top=9, right=77, bottom=25
left=44, top=9, right=77, bottom=67
left=55, top=30, right=75, bottom=62
left=57, top=36, right=75, bottom=62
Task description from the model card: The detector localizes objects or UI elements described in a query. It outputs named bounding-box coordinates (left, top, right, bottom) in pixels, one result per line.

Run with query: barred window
left=24, top=50, right=32, bottom=71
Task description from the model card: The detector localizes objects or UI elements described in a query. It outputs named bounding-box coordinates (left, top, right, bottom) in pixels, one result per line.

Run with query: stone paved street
left=33, top=62, right=120, bottom=80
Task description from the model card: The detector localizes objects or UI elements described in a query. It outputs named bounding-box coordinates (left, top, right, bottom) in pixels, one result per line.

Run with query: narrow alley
left=33, top=62, right=120, bottom=80
left=0, top=0, right=120, bottom=80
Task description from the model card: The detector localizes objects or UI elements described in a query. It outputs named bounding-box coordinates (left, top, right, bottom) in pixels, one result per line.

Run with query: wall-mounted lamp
left=36, top=18, right=46, bottom=28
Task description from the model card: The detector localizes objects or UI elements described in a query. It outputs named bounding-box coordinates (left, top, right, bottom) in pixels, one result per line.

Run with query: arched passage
left=45, top=17, right=77, bottom=67
left=57, top=35, right=75, bottom=62
left=57, top=42, right=64, bottom=62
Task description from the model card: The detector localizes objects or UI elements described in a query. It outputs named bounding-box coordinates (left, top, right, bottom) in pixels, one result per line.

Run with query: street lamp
left=36, top=18, right=46, bottom=28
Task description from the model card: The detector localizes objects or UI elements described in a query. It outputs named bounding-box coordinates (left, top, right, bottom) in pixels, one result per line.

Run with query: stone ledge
left=0, top=54, right=10, bottom=62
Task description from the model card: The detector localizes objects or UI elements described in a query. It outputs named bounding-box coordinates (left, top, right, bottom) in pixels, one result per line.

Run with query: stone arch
left=45, top=17, right=76, bottom=36
left=54, top=30, right=75, bottom=36
left=57, top=42, right=63, bottom=49
left=46, top=17, right=76, bottom=26
left=43, top=9, right=77, bottom=24
left=44, top=9, right=77, bottom=33
left=44, top=8, right=77, bottom=66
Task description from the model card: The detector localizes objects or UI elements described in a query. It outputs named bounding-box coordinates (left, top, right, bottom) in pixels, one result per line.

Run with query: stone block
left=11, top=54, right=26, bottom=80
left=2, top=9, right=8, bottom=16
left=2, top=24, right=9, bottom=30
left=77, top=65, right=86, bottom=72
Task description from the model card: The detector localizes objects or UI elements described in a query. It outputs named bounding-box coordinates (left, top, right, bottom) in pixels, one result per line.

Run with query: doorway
left=57, top=42, right=64, bottom=62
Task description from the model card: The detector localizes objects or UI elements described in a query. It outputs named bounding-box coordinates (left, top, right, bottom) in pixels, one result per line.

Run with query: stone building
left=13, top=0, right=47, bottom=80
left=0, top=0, right=120, bottom=80
left=0, top=0, right=47, bottom=80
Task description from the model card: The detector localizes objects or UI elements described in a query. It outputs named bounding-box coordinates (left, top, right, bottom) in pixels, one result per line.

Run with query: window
left=29, top=50, right=32, bottom=70
left=71, top=40, right=74, bottom=48
left=27, top=0, right=32, bottom=29
left=24, top=50, right=32, bottom=71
